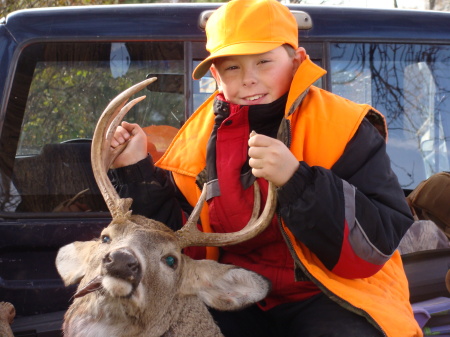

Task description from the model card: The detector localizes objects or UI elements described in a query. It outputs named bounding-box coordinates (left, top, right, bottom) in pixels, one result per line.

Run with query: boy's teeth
left=247, top=94, right=263, bottom=101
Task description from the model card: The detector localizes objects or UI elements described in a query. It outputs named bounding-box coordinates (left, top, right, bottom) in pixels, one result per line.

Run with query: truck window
left=330, top=43, right=450, bottom=190
left=192, top=61, right=217, bottom=111
left=0, top=41, right=185, bottom=213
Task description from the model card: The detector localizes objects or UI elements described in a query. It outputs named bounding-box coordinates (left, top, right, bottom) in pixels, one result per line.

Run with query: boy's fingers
left=122, top=121, right=144, bottom=138
left=111, top=124, right=138, bottom=149
left=248, top=133, right=275, bottom=148
left=121, top=120, right=132, bottom=128
left=248, top=157, right=258, bottom=169
left=251, top=168, right=263, bottom=179
left=248, top=145, right=265, bottom=159
left=249, top=130, right=264, bottom=146
left=121, top=121, right=136, bottom=135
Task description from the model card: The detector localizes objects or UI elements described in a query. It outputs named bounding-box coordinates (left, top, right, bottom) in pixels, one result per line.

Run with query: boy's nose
left=241, top=65, right=258, bottom=87
left=242, top=73, right=257, bottom=87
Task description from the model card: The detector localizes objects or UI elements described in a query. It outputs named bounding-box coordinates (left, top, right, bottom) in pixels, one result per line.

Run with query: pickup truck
left=1, top=3, right=450, bottom=336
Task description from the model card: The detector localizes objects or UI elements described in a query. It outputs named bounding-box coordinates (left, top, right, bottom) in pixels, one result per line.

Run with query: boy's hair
left=193, top=0, right=299, bottom=80
left=283, top=44, right=296, bottom=58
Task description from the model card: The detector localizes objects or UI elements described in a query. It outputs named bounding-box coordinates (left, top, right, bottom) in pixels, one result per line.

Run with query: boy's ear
left=209, top=65, right=223, bottom=92
left=293, top=47, right=307, bottom=74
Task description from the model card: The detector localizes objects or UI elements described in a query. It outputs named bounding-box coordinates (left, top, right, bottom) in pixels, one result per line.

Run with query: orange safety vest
left=157, top=57, right=422, bottom=337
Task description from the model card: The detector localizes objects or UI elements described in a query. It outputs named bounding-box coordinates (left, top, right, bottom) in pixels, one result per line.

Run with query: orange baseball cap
left=192, top=0, right=299, bottom=80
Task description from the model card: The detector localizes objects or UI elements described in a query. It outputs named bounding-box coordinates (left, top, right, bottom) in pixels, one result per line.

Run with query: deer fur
left=56, top=215, right=271, bottom=337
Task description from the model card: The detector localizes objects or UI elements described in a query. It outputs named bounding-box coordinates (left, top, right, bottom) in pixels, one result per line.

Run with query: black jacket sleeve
left=108, top=156, right=192, bottom=231
left=277, top=118, right=414, bottom=278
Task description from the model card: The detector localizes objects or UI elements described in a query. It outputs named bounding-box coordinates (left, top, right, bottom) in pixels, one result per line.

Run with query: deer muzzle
left=74, top=248, right=143, bottom=299
left=103, top=249, right=141, bottom=282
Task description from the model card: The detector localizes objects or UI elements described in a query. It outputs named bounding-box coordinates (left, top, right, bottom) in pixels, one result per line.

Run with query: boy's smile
left=211, top=46, right=305, bottom=105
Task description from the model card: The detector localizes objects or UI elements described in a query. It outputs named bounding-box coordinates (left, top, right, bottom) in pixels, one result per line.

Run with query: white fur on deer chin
left=73, top=275, right=139, bottom=300
left=102, top=275, right=134, bottom=297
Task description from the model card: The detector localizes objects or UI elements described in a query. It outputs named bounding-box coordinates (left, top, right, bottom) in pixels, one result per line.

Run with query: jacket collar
left=286, top=56, right=327, bottom=116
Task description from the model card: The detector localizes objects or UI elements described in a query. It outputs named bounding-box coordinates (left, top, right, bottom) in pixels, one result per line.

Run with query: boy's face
left=210, top=46, right=305, bottom=105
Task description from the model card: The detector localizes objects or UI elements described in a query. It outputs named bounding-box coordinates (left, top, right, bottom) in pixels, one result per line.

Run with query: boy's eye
left=225, top=65, right=238, bottom=71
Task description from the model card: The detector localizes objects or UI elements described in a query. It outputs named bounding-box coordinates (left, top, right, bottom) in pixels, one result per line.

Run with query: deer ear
left=180, top=258, right=271, bottom=311
left=56, top=241, right=97, bottom=286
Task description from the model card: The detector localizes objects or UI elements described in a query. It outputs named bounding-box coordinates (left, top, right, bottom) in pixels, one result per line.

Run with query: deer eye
left=101, top=235, right=111, bottom=244
left=164, top=255, right=177, bottom=269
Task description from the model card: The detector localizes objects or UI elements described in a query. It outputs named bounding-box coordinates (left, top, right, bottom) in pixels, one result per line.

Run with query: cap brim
left=192, top=41, right=284, bottom=80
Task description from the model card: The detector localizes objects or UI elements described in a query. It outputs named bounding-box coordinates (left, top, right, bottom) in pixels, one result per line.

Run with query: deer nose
left=102, top=249, right=141, bottom=284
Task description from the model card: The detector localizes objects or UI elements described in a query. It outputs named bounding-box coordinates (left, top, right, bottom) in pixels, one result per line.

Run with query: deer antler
left=175, top=180, right=276, bottom=248
left=91, top=78, right=157, bottom=219
left=92, top=78, right=277, bottom=246
left=175, top=131, right=277, bottom=248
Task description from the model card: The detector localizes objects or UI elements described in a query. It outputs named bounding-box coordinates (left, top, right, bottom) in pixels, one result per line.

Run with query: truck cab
left=1, top=4, right=450, bottom=336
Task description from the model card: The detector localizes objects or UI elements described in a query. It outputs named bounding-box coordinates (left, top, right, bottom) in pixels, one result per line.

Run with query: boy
left=110, top=0, right=421, bottom=336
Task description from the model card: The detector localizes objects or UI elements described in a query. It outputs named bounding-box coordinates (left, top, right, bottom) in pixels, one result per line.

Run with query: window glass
left=330, top=43, right=450, bottom=189
left=192, top=61, right=217, bottom=112
left=0, top=41, right=185, bottom=213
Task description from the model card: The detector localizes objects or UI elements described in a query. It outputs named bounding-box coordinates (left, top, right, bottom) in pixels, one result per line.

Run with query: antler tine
left=185, top=182, right=261, bottom=231
left=91, top=78, right=157, bottom=219
left=103, top=96, right=147, bottom=169
left=175, top=180, right=277, bottom=249
left=182, top=183, right=209, bottom=230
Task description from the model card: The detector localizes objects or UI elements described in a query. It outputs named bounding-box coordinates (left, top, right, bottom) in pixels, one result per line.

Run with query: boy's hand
left=248, top=133, right=299, bottom=187
left=110, top=121, right=148, bottom=168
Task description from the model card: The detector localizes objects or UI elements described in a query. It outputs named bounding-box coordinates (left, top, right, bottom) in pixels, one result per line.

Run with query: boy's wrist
left=109, top=154, right=155, bottom=184
left=112, top=151, right=148, bottom=169
left=277, top=161, right=310, bottom=203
